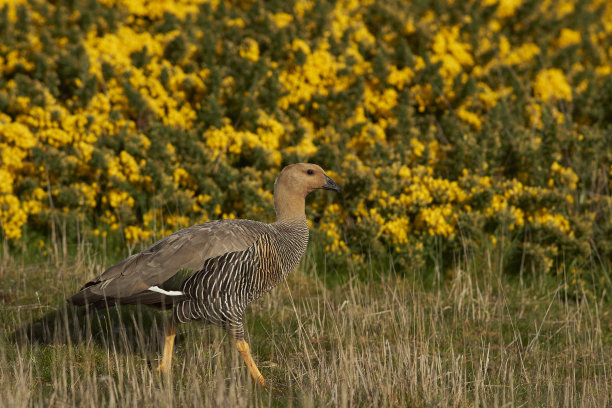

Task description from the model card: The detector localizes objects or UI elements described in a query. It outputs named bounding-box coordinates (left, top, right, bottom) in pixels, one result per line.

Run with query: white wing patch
left=148, top=286, right=184, bottom=296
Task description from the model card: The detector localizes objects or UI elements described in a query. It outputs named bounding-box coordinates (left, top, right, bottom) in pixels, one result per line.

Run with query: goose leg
left=156, top=320, right=177, bottom=373
left=236, top=339, right=269, bottom=388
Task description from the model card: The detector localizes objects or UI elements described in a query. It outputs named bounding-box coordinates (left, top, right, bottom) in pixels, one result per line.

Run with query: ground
left=0, top=247, right=610, bottom=407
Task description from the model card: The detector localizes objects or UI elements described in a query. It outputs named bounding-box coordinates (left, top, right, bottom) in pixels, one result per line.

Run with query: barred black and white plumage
left=67, top=163, right=340, bottom=389
left=174, top=219, right=308, bottom=339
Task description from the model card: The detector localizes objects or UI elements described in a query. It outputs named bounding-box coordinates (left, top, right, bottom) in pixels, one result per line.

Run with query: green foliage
left=0, top=0, right=610, bottom=295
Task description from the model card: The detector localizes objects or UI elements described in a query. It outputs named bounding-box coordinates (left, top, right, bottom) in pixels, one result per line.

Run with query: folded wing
left=67, top=219, right=269, bottom=308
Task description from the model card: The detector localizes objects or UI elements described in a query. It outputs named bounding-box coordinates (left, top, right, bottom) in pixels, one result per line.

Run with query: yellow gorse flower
left=239, top=38, right=260, bottom=62
left=557, top=28, right=581, bottom=47
left=534, top=68, right=573, bottom=102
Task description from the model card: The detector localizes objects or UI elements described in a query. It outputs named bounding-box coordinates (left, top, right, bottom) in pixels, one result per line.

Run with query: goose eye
left=307, top=169, right=314, bottom=175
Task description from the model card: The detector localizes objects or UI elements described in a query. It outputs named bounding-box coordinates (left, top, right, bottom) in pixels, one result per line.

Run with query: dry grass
left=0, top=246, right=610, bottom=407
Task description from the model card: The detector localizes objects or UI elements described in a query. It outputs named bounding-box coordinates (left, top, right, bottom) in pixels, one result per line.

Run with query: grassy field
left=0, top=244, right=610, bottom=407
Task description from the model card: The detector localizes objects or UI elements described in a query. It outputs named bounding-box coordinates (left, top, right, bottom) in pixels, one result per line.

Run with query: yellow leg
left=156, top=321, right=176, bottom=373
left=236, top=340, right=271, bottom=389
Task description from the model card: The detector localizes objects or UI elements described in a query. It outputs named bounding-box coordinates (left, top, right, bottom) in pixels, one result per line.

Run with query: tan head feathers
left=273, top=163, right=340, bottom=221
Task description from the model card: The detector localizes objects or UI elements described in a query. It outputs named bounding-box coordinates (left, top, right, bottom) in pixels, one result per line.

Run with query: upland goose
left=68, top=163, right=341, bottom=389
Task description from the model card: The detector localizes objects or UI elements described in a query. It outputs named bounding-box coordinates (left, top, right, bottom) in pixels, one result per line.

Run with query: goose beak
left=322, top=175, right=341, bottom=192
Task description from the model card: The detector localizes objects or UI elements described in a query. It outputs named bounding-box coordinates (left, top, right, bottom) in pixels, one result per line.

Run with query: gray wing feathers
left=68, top=219, right=268, bottom=304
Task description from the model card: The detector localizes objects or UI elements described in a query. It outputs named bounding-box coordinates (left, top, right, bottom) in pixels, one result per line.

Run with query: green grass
left=0, top=245, right=610, bottom=407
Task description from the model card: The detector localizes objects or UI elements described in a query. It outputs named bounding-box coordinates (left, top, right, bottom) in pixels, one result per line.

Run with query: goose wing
left=67, top=219, right=269, bottom=306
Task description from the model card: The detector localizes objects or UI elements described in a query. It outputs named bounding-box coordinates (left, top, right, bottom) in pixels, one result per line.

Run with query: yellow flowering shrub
left=0, top=0, right=611, bottom=293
